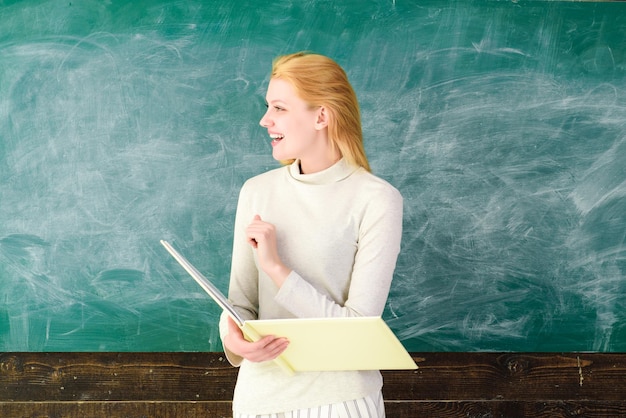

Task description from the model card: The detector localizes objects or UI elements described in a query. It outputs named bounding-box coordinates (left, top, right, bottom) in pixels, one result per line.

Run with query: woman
left=219, top=52, right=403, bottom=418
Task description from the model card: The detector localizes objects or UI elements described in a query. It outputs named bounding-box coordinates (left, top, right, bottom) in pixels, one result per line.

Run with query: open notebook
left=161, top=240, right=417, bottom=375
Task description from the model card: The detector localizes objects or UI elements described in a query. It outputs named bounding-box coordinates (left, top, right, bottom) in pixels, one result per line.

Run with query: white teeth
left=270, top=134, right=284, bottom=139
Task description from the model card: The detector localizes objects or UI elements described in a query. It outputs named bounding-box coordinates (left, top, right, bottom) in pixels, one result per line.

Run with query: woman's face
left=259, top=78, right=326, bottom=168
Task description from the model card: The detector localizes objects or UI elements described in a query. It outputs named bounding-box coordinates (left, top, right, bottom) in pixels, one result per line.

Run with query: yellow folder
left=161, top=240, right=417, bottom=375
left=242, top=316, right=417, bottom=373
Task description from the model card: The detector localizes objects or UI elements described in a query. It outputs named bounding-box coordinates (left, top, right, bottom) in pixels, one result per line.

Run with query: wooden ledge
left=1, top=352, right=625, bottom=417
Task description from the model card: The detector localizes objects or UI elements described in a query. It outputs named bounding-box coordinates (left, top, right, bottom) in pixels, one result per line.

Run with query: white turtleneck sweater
left=219, top=158, right=403, bottom=415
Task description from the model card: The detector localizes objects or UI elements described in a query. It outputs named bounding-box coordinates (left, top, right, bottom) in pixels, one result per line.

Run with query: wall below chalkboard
left=1, top=352, right=626, bottom=418
left=1, top=0, right=625, bottom=352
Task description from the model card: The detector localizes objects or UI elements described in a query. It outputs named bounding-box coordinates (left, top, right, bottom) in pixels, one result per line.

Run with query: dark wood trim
left=1, top=352, right=625, bottom=417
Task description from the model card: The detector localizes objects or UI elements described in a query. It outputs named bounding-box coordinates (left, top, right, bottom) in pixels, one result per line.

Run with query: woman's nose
left=259, top=109, right=272, bottom=127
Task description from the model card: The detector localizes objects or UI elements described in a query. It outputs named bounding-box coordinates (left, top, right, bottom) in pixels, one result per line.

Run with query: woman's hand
left=246, top=215, right=291, bottom=287
left=223, top=316, right=289, bottom=362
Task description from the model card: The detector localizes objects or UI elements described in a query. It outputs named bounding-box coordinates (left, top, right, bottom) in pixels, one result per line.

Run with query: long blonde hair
left=270, top=52, right=371, bottom=172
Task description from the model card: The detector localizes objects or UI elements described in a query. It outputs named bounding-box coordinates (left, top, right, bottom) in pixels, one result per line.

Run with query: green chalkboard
left=1, top=0, right=625, bottom=352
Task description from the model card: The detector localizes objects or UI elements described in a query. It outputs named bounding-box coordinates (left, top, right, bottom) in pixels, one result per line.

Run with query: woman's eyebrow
left=266, top=99, right=288, bottom=106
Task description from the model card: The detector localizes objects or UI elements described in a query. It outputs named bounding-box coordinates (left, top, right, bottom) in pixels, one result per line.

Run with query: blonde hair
left=270, top=52, right=371, bottom=172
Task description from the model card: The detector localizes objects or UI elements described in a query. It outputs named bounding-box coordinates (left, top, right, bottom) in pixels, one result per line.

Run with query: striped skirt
left=233, top=390, right=385, bottom=418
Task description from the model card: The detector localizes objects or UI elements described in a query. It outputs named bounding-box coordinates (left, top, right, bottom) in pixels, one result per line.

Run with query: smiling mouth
left=270, top=133, right=284, bottom=144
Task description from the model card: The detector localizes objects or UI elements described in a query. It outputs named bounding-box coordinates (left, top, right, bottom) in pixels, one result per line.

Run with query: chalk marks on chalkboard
left=0, top=234, right=48, bottom=260
left=1, top=0, right=625, bottom=352
left=566, top=134, right=626, bottom=351
left=0, top=18, right=256, bottom=350
left=382, top=31, right=626, bottom=350
left=570, top=136, right=626, bottom=217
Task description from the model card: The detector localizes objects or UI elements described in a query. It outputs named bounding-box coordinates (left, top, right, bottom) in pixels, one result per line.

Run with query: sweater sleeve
left=275, top=184, right=403, bottom=318
left=219, top=311, right=242, bottom=366
left=219, top=181, right=260, bottom=366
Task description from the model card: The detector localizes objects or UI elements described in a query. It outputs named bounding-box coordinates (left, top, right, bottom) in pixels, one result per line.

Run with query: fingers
left=246, top=335, right=290, bottom=362
left=234, top=333, right=289, bottom=363
left=224, top=317, right=289, bottom=363
left=246, top=215, right=275, bottom=248
left=246, top=215, right=262, bottom=247
left=244, top=215, right=291, bottom=287
left=227, top=316, right=242, bottom=335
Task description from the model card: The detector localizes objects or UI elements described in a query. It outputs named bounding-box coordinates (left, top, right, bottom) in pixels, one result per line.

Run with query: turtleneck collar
left=288, top=158, right=359, bottom=185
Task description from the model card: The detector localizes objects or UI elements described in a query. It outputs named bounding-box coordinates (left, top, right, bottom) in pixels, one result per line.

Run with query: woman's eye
left=263, top=102, right=285, bottom=112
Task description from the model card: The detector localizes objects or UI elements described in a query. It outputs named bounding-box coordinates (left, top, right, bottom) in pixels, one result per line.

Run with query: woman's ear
left=314, top=106, right=329, bottom=130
